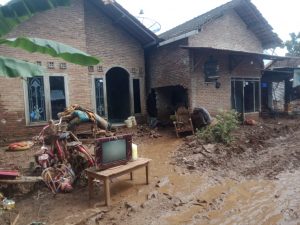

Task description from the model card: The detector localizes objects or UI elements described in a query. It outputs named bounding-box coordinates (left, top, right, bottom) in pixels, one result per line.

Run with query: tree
left=0, top=0, right=100, bottom=77
left=285, top=32, right=300, bottom=56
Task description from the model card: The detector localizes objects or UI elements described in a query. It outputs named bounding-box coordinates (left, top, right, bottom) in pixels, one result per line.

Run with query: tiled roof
left=159, top=0, right=282, bottom=49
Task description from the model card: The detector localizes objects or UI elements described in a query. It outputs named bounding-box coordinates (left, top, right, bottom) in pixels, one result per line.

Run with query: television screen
left=102, top=139, right=127, bottom=163
left=95, top=134, right=132, bottom=170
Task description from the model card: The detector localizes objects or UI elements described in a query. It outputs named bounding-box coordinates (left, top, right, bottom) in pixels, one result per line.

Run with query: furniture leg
left=104, top=177, right=111, bottom=206
left=88, top=175, right=93, bottom=201
left=146, top=164, right=149, bottom=184
left=130, top=172, right=133, bottom=180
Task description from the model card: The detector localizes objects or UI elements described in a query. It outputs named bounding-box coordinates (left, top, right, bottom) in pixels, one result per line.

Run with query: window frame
left=91, top=75, right=108, bottom=119
left=23, top=73, right=69, bottom=126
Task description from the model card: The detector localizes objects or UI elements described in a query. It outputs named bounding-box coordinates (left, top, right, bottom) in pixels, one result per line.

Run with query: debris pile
left=135, top=126, right=162, bottom=139
left=32, top=119, right=95, bottom=193
left=173, top=118, right=300, bottom=179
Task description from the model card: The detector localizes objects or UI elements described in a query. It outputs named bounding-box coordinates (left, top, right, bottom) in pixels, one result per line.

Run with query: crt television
left=94, top=134, right=132, bottom=170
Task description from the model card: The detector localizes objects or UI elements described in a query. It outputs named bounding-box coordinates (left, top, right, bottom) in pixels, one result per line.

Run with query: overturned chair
left=173, top=106, right=194, bottom=138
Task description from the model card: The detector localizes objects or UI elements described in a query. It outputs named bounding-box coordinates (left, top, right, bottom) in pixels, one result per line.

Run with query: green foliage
left=0, top=55, right=44, bottom=78
left=0, top=37, right=100, bottom=66
left=0, top=0, right=71, bottom=37
left=285, top=32, right=300, bottom=56
left=0, top=2, right=100, bottom=78
left=196, top=110, right=239, bottom=144
left=0, top=37, right=100, bottom=77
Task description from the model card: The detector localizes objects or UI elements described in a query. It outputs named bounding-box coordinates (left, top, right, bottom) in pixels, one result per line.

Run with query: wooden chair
left=173, top=106, right=194, bottom=138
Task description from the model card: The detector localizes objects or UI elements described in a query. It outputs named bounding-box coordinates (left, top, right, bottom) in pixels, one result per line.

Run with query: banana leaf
left=0, top=37, right=100, bottom=66
left=0, top=0, right=70, bottom=37
left=0, top=55, right=44, bottom=77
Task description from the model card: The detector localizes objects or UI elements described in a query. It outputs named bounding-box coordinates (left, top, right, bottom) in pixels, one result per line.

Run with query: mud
left=174, top=118, right=300, bottom=179
left=0, top=118, right=300, bottom=225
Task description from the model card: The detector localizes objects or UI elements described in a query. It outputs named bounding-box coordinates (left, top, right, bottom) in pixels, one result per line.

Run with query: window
left=47, top=62, right=54, bottom=69
left=26, top=75, right=67, bottom=123
left=28, top=77, right=46, bottom=122
left=95, top=78, right=105, bottom=116
left=204, top=56, right=219, bottom=82
left=133, top=79, right=141, bottom=114
left=231, top=78, right=260, bottom=113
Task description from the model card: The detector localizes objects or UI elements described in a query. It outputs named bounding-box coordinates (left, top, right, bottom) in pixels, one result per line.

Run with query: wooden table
left=85, top=158, right=151, bottom=206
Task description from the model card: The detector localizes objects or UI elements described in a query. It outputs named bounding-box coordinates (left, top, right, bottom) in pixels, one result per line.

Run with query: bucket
left=129, top=116, right=137, bottom=126
left=124, top=119, right=132, bottom=128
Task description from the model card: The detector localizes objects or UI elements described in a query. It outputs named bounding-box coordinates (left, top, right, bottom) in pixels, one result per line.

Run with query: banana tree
left=0, top=0, right=71, bottom=37
left=0, top=37, right=100, bottom=77
left=0, top=0, right=100, bottom=77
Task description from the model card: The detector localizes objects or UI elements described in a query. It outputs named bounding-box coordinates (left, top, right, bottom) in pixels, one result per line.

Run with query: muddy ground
left=0, top=117, right=300, bottom=225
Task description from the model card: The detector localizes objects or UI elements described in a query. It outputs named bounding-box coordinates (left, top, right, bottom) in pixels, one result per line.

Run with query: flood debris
left=174, top=118, right=300, bottom=179
left=155, top=176, right=169, bottom=188
left=0, top=170, right=19, bottom=179
left=41, top=164, right=75, bottom=193
left=7, top=141, right=34, bottom=151
left=134, top=125, right=162, bottom=139
left=147, top=190, right=159, bottom=200
left=2, top=198, right=15, bottom=210
left=57, top=104, right=112, bottom=133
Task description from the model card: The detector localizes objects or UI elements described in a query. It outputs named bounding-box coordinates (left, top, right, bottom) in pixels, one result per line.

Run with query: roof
left=181, top=46, right=298, bottom=60
left=267, top=58, right=300, bottom=70
left=159, top=0, right=282, bottom=49
left=0, top=0, right=159, bottom=47
left=90, top=0, right=159, bottom=48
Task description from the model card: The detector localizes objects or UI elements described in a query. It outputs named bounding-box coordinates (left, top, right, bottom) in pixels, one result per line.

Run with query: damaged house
left=262, top=58, right=300, bottom=115
left=0, top=0, right=158, bottom=139
left=146, top=0, right=284, bottom=121
left=0, top=0, right=291, bottom=140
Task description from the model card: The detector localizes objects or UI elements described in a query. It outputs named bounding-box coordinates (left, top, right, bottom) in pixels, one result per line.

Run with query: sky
left=1, top=0, right=300, bottom=55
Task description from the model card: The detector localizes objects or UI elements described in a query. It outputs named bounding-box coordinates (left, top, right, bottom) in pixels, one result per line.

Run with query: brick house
left=0, top=0, right=288, bottom=141
left=0, top=0, right=158, bottom=140
left=146, top=0, right=284, bottom=121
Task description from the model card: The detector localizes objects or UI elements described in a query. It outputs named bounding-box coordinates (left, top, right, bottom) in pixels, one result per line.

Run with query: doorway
left=231, top=78, right=260, bottom=119
left=106, top=67, right=130, bottom=122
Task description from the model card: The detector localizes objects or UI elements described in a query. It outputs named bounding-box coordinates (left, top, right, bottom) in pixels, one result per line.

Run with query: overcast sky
left=1, top=0, right=300, bottom=55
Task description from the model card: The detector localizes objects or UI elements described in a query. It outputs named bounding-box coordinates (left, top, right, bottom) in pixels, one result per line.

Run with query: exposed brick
left=0, top=0, right=146, bottom=140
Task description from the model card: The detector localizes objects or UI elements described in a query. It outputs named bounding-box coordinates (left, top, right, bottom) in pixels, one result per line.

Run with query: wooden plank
left=104, top=177, right=110, bottom=206
left=86, top=158, right=151, bottom=177
left=0, top=176, right=43, bottom=184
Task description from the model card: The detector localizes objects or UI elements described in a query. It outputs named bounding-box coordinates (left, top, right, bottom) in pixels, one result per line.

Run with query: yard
left=0, top=117, right=300, bottom=225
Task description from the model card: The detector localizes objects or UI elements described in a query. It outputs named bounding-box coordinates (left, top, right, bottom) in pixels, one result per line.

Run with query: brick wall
left=190, top=52, right=262, bottom=115
left=84, top=0, right=146, bottom=117
left=147, top=39, right=190, bottom=90
left=147, top=9, right=264, bottom=118
left=0, top=0, right=147, bottom=141
left=189, top=10, right=263, bottom=53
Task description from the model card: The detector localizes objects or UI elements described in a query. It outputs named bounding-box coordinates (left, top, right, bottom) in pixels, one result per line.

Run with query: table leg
left=88, top=175, right=93, bottom=201
left=130, top=172, right=133, bottom=180
left=146, top=164, right=149, bottom=185
left=104, top=177, right=111, bottom=206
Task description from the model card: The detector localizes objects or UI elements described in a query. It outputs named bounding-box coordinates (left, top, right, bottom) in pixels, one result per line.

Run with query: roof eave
left=90, top=0, right=159, bottom=48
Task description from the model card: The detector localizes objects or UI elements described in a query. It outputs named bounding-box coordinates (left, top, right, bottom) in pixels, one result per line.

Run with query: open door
left=106, top=67, right=130, bottom=123
left=231, top=78, right=260, bottom=120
